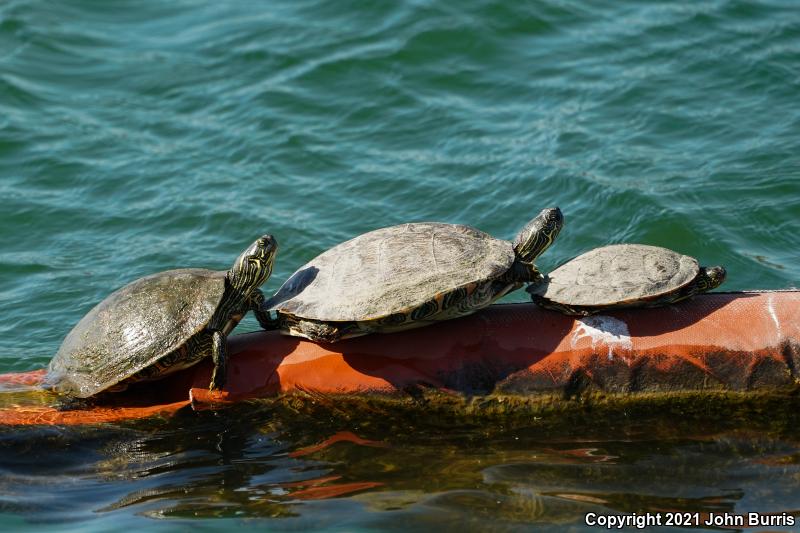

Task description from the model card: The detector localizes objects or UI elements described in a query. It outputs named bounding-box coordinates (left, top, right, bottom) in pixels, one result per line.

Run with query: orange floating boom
left=1, top=291, right=798, bottom=426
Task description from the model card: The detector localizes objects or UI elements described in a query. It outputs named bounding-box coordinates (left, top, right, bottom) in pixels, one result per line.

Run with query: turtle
left=526, top=243, right=726, bottom=316
left=262, top=207, right=564, bottom=342
left=46, top=235, right=278, bottom=398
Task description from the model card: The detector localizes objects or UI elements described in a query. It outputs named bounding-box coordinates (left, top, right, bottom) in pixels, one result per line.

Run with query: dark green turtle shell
left=48, top=269, right=226, bottom=398
left=265, top=223, right=514, bottom=322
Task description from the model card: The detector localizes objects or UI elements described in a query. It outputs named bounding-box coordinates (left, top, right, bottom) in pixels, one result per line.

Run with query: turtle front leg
left=209, top=330, right=227, bottom=390
left=249, top=288, right=279, bottom=330
left=504, top=259, right=542, bottom=283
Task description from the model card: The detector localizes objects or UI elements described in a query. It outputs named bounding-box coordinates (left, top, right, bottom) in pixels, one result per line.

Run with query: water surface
left=1, top=0, right=799, bottom=530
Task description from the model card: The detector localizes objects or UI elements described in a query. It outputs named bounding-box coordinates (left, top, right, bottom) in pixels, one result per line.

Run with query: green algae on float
left=248, top=387, right=800, bottom=435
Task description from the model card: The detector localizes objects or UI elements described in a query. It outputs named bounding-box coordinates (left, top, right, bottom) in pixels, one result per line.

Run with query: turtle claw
left=209, top=358, right=226, bottom=391
left=55, top=396, right=93, bottom=411
left=209, top=330, right=227, bottom=391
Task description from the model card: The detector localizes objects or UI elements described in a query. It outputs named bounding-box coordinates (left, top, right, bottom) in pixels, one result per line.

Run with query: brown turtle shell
left=529, top=244, right=699, bottom=307
left=265, top=223, right=514, bottom=322
left=48, top=269, right=226, bottom=398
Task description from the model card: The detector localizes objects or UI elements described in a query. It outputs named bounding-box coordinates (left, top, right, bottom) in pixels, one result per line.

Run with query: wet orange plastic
left=0, top=399, right=189, bottom=426
left=189, top=291, right=800, bottom=402
left=1, top=291, right=798, bottom=426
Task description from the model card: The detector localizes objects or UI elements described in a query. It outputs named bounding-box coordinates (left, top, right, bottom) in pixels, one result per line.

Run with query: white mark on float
left=766, top=293, right=781, bottom=337
left=571, top=315, right=633, bottom=360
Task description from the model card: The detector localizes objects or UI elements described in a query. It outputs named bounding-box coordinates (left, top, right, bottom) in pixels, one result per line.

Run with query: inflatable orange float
left=1, top=291, right=798, bottom=426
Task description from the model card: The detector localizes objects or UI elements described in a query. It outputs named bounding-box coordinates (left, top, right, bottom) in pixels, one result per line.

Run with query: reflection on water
left=2, top=403, right=800, bottom=531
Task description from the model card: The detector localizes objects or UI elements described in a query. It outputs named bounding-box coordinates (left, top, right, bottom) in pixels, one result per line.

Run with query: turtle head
left=512, top=207, right=564, bottom=263
left=698, top=265, right=727, bottom=292
left=228, top=234, right=278, bottom=293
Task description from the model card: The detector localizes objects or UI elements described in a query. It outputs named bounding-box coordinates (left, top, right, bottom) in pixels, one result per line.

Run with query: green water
left=1, top=0, right=799, bottom=530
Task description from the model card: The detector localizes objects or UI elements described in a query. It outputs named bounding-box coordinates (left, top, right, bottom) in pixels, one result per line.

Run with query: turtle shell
left=265, top=223, right=514, bottom=321
left=48, top=269, right=226, bottom=398
left=530, top=244, right=699, bottom=307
